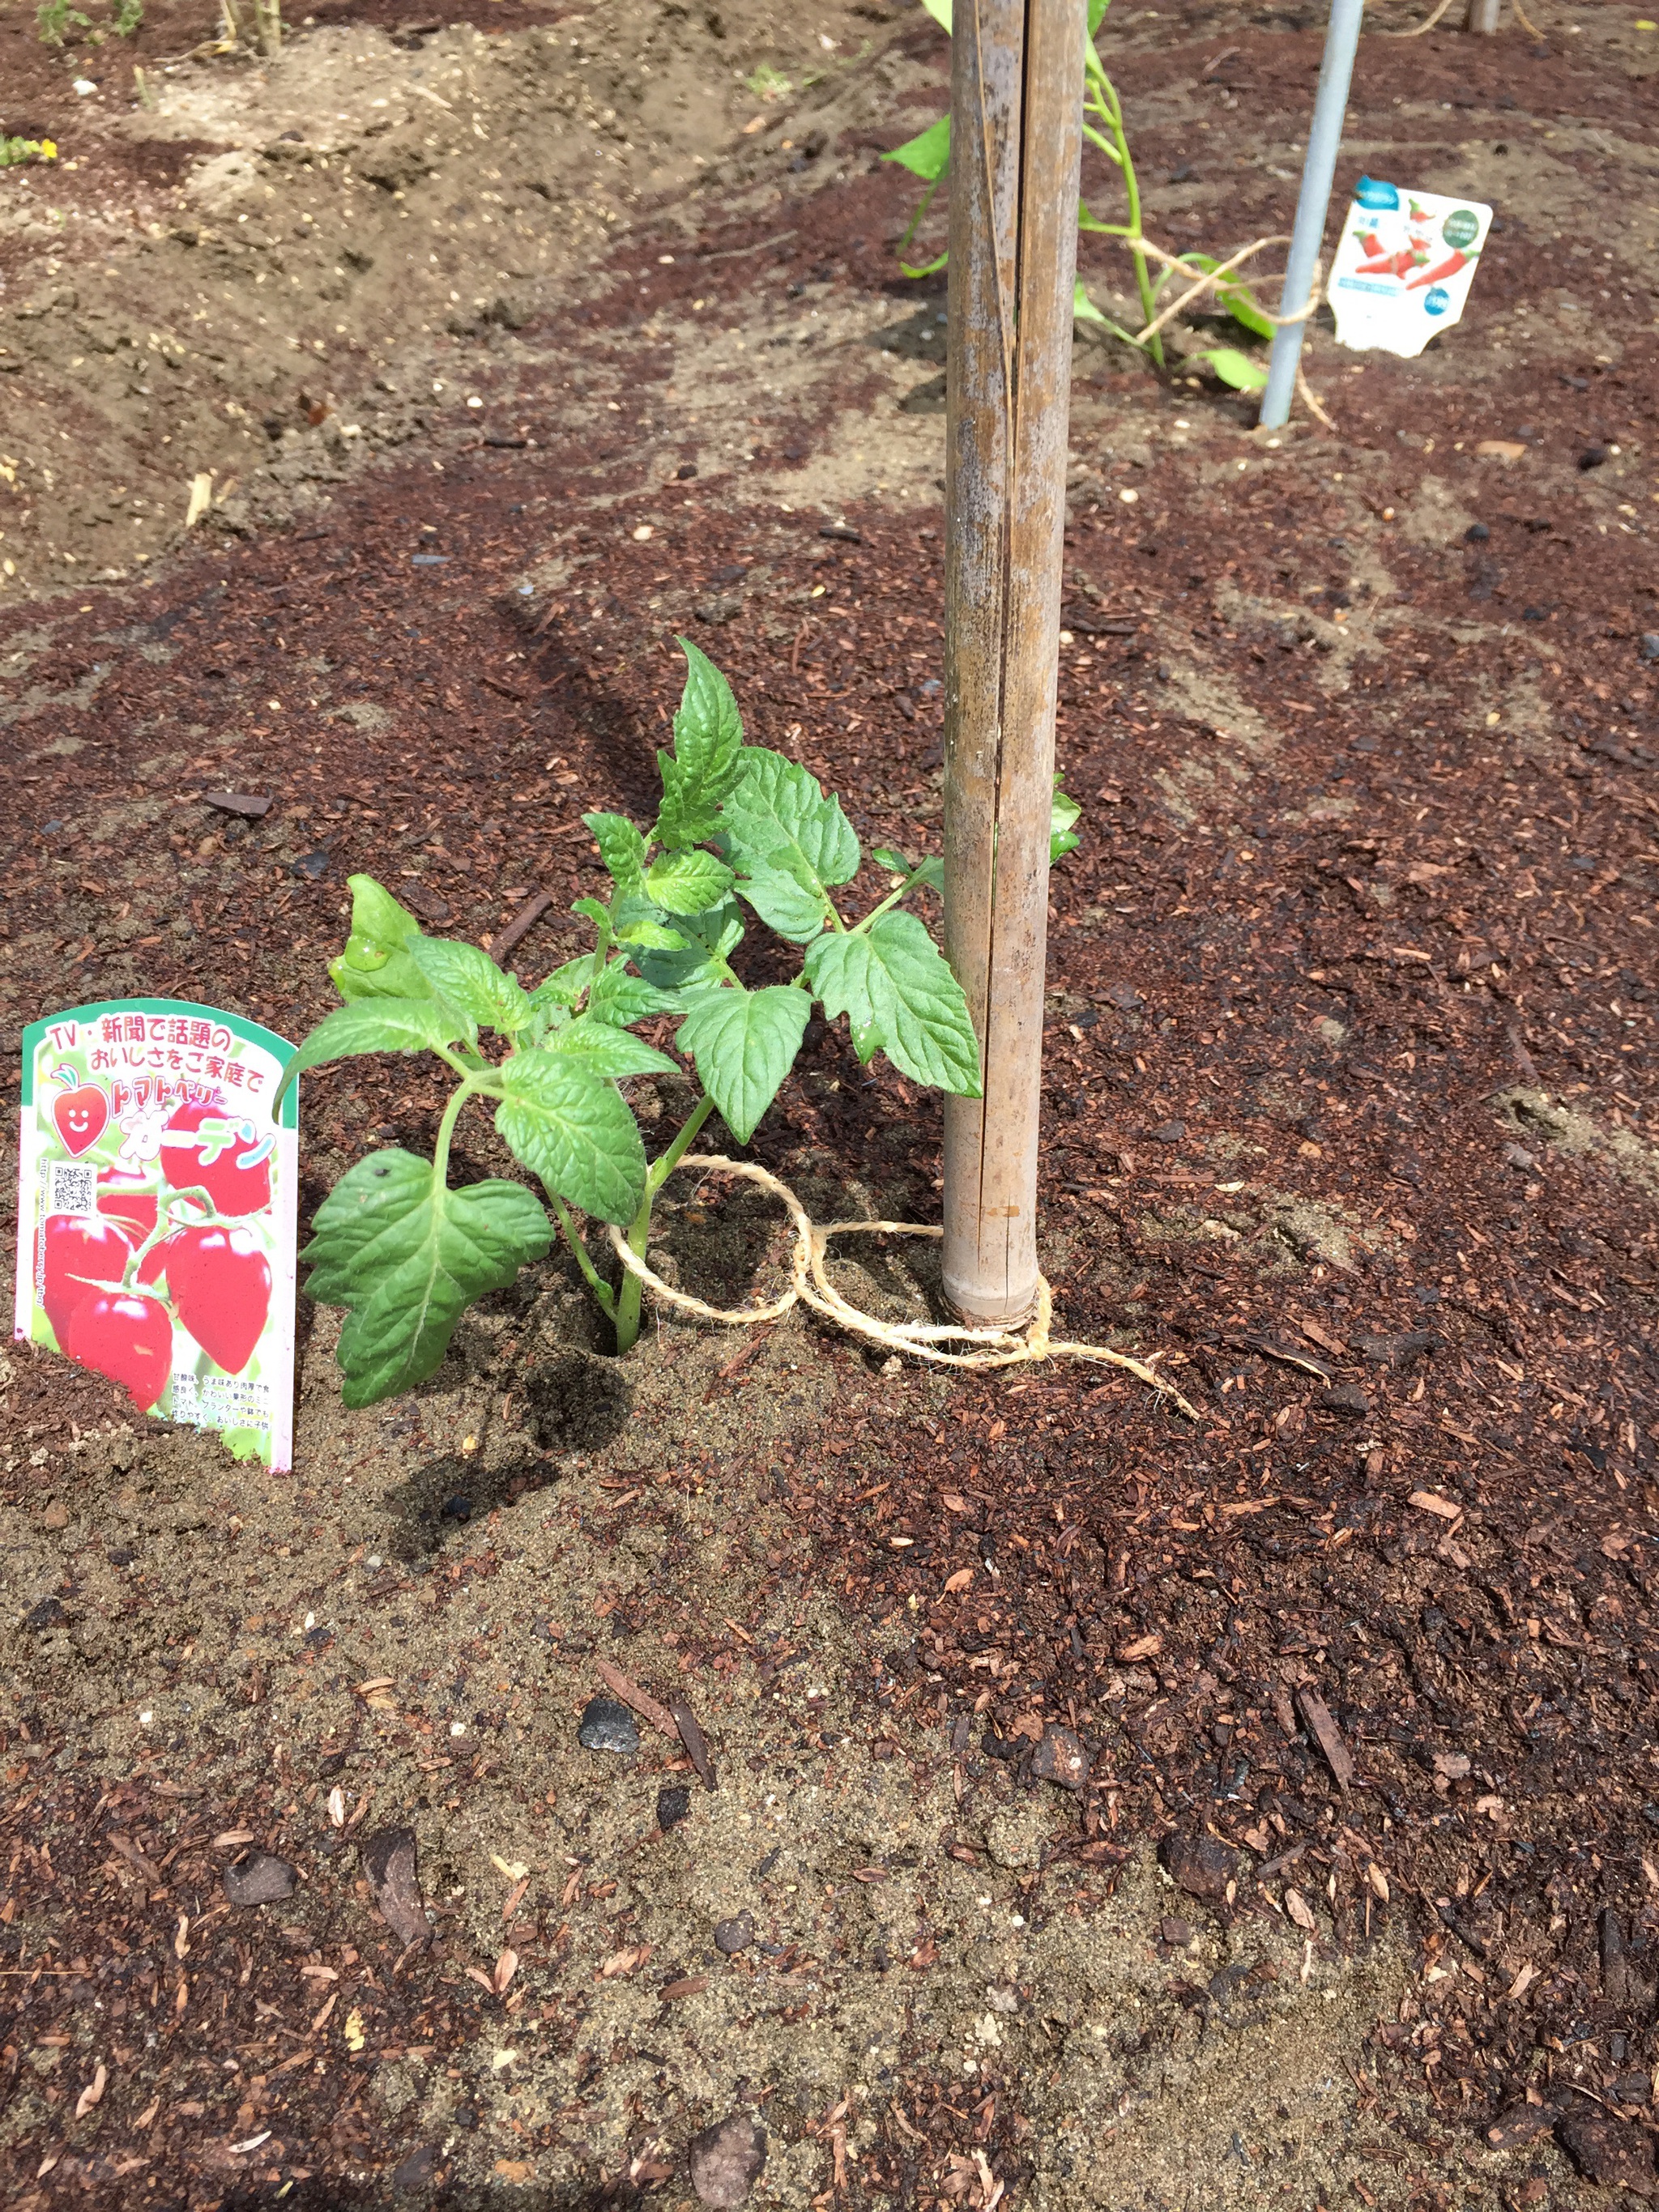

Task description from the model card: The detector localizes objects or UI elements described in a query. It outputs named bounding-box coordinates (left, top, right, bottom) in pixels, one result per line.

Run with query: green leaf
left=540, top=1016, right=680, bottom=1080
left=808, top=911, right=980, bottom=1096
left=720, top=747, right=859, bottom=932
left=677, top=984, right=811, bottom=1145
left=495, top=1055, right=646, bottom=1224
left=277, top=999, right=477, bottom=1101
left=871, top=847, right=911, bottom=876
left=872, top=847, right=945, bottom=895
left=407, top=937, right=533, bottom=1035
left=530, top=957, right=594, bottom=1012
left=654, top=638, right=748, bottom=850
left=585, top=812, right=647, bottom=896
left=614, top=914, right=689, bottom=952
left=571, top=897, right=611, bottom=932
left=1051, top=775, right=1082, bottom=863
left=302, top=1149, right=552, bottom=1409
left=734, top=855, right=834, bottom=944
left=636, top=898, right=745, bottom=992
left=644, top=847, right=736, bottom=916
left=1088, top=0, right=1111, bottom=33
left=882, top=114, right=950, bottom=183
left=1175, top=253, right=1275, bottom=340
left=587, top=957, right=682, bottom=1028
left=1203, top=346, right=1269, bottom=390
left=920, top=0, right=951, bottom=26
left=329, top=873, right=435, bottom=1004
left=1072, top=276, right=1111, bottom=326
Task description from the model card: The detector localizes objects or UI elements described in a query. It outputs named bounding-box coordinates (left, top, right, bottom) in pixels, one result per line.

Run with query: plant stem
left=1084, top=47, right=1163, bottom=369
left=612, top=1092, right=718, bottom=1356
left=548, top=1192, right=616, bottom=1322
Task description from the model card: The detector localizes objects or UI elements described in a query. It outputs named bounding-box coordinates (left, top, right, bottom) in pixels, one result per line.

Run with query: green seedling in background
left=885, top=0, right=1270, bottom=386
left=277, top=644, right=1082, bottom=1396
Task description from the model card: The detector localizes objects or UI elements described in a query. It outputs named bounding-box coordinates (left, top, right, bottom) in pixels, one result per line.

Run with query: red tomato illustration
left=42, top=1213, right=134, bottom=1350
left=168, top=1224, right=271, bottom=1375
left=53, top=1083, right=109, bottom=1157
left=160, top=1102, right=271, bottom=1217
left=97, top=1168, right=160, bottom=1247
left=66, top=1291, right=173, bottom=1413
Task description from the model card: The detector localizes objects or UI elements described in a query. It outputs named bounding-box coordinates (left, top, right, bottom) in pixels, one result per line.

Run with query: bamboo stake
left=940, top=0, right=1083, bottom=1329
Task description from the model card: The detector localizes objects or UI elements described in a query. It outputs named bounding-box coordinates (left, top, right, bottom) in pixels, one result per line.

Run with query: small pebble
left=577, top=1695, right=638, bottom=1756
left=714, top=1910, right=754, bottom=1955
left=1158, top=1831, right=1237, bottom=1900
left=223, top=1852, right=297, bottom=1907
left=689, top=2113, right=768, bottom=2208
left=1318, top=1383, right=1371, bottom=1417
left=1160, top=1915, right=1193, bottom=1946
left=657, top=1784, right=693, bottom=1832
left=1641, top=633, right=1659, bottom=663
left=23, top=1596, right=67, bottom=1631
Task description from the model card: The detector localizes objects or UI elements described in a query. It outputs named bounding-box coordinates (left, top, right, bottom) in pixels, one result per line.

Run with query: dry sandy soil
left=2, top=2, right=1658, bottom=2210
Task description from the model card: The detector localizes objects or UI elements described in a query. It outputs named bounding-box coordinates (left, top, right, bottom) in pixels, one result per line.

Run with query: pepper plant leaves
left=882, top=113, right=950, bottom=182
left=1203, top=346, right=1269, bottom=390
left=277, top=998, right=477, bottom=1100
left=654, top=637, right=748, bottom=850
left=807, top=911, right=981, bottom=1095
left=676, top=983, right=811, bottom=1144
left=302, top=1149, right=552, bottom=1408
left=407, top=937, right=532, bottom=1035
left=494, top=1054, right=646, bottom=1222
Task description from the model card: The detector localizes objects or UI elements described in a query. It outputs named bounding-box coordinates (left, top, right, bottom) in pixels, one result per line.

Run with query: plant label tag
left=13, top=999, right=300, bottom=1471
left=1328, top=178, right=1492, bottom=360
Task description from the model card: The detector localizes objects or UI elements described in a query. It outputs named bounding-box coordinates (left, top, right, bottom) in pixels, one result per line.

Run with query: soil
left=2, top=2, right=1659, bottom=2210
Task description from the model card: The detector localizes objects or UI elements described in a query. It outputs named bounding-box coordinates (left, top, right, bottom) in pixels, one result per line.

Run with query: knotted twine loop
left=603, top=1153, right=1201, bottom=1421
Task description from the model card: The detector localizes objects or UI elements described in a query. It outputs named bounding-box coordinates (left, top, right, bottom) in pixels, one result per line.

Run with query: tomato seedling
left=279, top=641, right=1083, bottom=1401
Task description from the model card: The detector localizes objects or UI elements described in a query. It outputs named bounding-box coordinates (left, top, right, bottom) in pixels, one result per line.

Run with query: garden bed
left=2, top=2, right=1657, bottom=2207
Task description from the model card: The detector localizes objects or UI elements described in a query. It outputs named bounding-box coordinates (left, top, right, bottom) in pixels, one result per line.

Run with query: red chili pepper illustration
left=1354, top=228, right=1383, bottom=258
left=1356, top=246, right=1422, bottom=278
left=1407, top=249, right=1474, bottom=289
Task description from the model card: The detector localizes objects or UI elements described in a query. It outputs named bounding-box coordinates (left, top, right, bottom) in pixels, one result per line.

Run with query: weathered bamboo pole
left=940, top=0, right=1083, bottom=1329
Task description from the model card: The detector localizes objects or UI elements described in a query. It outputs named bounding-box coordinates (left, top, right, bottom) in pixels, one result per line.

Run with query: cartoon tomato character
left=160, top=1102, right=272, bottom=1217
left=168, top=1224, right=272, bottom=1375
left=66, top=1291, right=173, bottom=1413
left=53, top=1082, right=109, bottom=1158
left=42, top=1213, right=134, bottom=1350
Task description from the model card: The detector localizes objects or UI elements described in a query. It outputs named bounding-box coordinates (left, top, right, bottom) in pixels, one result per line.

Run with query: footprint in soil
left=383, top=1349, right=632, bottom=1557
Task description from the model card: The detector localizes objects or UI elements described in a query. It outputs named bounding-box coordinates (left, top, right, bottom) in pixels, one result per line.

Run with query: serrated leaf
left=530, top=957, right=595, bottom=1012
left=571, top=897, right=610, bottom=931
left=540, top=1016, right=679, bottom=1080
left=277, top=999, right=476, bottom=1102
left=807, top=912, right=980, bottom=1096
left=302, top=1149, right=551, bottom=1409
left=882, top=113, right=949, bottom=182
left=1203, top=346, right=1269, bottom=391
left=654, top=639, right=748, bottom=850
left=677, top=984, right=811, bottom=1145
left=719, top=747, right=859, bottom=919
left=407, top=937, right=533, bottom=1035
left=636, top=898, right=745, bottom=992
left=735, top=855, right=833, bottom=944
left=495, top=1055, right=646, bottom=1224
left=644, top=847, right=736, bottom=916
left=587, top=957, right=682, bottom=1028
left=584, top=812, right=647, bottom=896
left=614, top=914, right=689, bottom=951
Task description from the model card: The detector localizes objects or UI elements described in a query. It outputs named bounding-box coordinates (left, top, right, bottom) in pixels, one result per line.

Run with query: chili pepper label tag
left=1329, top=179, right=1492, bottom=359
left=13, top=999, right=300, bottom=1472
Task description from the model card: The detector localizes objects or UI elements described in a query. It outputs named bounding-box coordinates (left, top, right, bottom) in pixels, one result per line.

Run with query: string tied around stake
left=603, top=1154, right=1202, bottom=1421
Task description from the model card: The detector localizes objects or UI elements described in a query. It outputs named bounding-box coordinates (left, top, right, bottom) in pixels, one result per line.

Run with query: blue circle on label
left=1423, top=285, right=1451, bottom=317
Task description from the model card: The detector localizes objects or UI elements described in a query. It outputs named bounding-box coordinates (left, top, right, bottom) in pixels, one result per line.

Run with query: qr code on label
left=49, top=1162, right=98, bottom=1217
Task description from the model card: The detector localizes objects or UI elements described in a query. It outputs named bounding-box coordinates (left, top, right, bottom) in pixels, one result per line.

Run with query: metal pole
left=1465, top=0, right=1501, bottom=28
left=940, top=0, right=1083, bottom=1328
left=1258, top=0, right=1365, bottom=431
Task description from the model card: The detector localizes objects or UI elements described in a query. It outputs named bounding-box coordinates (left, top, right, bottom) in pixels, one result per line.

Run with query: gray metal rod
left=1259, top=0, right=1366, bottom=430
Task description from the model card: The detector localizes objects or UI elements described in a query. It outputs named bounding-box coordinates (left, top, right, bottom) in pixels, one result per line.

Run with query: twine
left=603, top=1153, right=1201, bottom=1420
